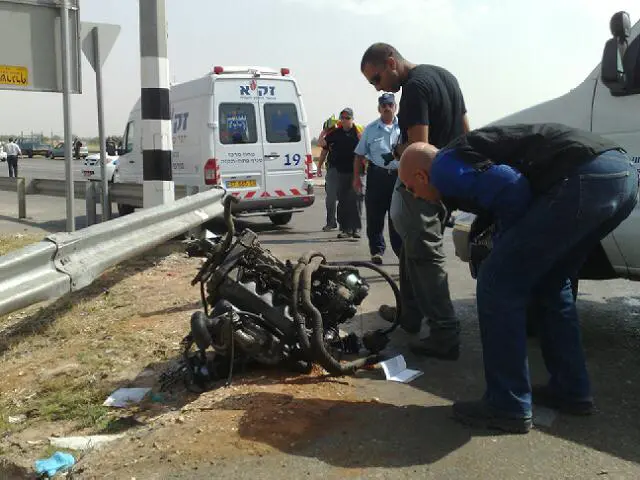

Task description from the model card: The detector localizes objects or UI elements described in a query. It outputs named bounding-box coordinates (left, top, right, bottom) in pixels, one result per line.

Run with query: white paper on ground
left=379, top=355, right=424, bottom=383
left=50, top=434, right=126, bottom=451
left=103, top=387, right=151, bottom=407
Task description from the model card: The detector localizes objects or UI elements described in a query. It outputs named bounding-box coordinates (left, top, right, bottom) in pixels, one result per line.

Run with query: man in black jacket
left=399, top=123, right=639, bottom=433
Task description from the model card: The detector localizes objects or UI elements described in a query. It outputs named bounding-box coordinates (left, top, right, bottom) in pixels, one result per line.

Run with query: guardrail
left=0, top=179, right=189, bottom=222
left=0, top=178, right=26, bottom=218
left=0, top=187, right=226, bottom=317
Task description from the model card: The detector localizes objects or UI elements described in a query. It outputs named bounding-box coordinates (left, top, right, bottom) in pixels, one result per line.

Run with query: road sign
left=80, top=21, right=121, bottom=223
left=0, top=0, right=81, bottom=93
left=80, top=22, right=120, bottom=71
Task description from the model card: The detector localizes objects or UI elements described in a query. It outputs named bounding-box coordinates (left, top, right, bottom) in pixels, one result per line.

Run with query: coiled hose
left=294, top=254, right=401, bottom=375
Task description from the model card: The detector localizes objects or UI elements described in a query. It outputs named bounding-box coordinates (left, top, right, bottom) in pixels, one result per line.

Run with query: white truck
left=84, top=66, right=316, bottom=225
left=452, top=11, right=640, bottom=286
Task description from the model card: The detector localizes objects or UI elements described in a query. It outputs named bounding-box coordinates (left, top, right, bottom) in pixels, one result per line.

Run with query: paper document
left=103, top=388, right=151, bottom=407
left=379, top=355, right=424, bottom=383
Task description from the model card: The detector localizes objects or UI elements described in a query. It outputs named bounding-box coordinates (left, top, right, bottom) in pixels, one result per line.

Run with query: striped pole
left=139, top=0, right=174, bottom=207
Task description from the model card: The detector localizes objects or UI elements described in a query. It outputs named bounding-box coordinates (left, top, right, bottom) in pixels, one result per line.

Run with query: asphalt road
left=2, top=155, right=83, bottom=181
left=0, top=183, right=639, bottom=478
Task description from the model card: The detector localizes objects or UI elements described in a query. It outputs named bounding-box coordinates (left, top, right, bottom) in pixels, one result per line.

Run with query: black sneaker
left=453, top=400, right=532, bottom=434
left=532, top=385, right=595, bottom=416
left=322, top=225, right=337, bottom=232
left=371, top=254, right=383, bottom=265
left=337, top=231, right=351, bottom=239
left=409, top=336, right=460, bottom=361
left=352, top=230, right=361, bottom=239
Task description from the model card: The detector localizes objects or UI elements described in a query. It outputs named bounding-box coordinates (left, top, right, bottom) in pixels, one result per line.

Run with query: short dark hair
left=360, top=43, right=403, bottom=71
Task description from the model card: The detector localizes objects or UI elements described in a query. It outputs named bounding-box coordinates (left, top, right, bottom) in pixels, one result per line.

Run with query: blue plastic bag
left=35, top=451, right=75, bottom=477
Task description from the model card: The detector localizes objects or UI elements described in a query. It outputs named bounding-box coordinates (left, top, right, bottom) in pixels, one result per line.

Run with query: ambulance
left=112, top=66, right=316, bottom=225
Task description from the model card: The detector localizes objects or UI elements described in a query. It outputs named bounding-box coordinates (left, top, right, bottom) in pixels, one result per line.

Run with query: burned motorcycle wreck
left=173, top=196, right=401, bottom=391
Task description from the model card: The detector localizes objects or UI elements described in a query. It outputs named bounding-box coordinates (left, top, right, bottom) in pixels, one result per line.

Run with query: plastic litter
left=34, top=451, right=75, bottom=477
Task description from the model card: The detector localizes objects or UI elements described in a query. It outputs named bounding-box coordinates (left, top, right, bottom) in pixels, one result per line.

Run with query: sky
left=1, top=0, right=639, bottom=139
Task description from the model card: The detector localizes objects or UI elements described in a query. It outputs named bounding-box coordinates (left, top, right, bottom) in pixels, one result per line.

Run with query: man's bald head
left=399, top=142, right=439, bottom=178
left=398, top=143, right=441, bottom=201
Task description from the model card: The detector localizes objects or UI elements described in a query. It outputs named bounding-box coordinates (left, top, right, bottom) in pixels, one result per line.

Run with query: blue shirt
left=430, top=148, right=532, bottom=232
left=354, top=117, right=401, bottom=170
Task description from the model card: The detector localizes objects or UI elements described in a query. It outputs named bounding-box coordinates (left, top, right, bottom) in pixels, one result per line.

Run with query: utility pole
left=139, top=0, right=174, bottom=208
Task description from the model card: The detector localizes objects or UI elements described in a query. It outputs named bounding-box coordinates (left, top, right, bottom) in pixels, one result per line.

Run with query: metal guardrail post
left=0, top=177, right=27, bottom=219
left=85, top=181, right=98, bottom=226
left=17, top=177, right=26, bottom=219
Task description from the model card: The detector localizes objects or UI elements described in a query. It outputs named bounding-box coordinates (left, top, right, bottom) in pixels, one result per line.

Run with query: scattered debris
left=103, top=388, right=151, bottom=408
left=34, top=451, right=75, bottom=477
left=8, top=414, right=27, bottom=424
left=50, top=434, right=126, bottom=451
left=379, top=355, right=423, bottom=383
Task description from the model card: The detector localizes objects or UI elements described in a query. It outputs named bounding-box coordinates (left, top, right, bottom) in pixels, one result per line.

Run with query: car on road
left=81, top=153, right=119, bottom=182
left=47, top=142, right=89, bottom=159
left=19, top=141, right=52, bottom=158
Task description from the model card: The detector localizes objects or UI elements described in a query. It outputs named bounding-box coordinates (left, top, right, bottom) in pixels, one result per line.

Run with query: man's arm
left=462, top=114, right=470, bottom=134
left=317, top=148, right=328, bottom=176
left=395, top=125, right=429, bottom=158
left=430, top=150, right=532, bottom=232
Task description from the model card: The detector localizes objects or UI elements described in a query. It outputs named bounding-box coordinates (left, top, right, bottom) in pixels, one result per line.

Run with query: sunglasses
left=340, top=116, right=352, bottom=120
left=369, top=73, right=381, bottom=86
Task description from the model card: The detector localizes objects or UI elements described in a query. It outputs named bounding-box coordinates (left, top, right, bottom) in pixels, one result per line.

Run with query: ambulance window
left=264, top=103, right=301, bottom=143
left=219, top=103, right=258, bottom=144
left=124, top=121, right=135, bottom=153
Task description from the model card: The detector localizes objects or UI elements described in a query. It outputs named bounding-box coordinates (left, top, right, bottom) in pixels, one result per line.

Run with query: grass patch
left=0, top=233, right=44, bottom=256
left=33, top=377, right=112, bottom=430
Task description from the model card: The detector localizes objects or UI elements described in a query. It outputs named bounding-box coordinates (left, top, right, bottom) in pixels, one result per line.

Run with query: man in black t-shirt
left=317, top=108, right=363, bottom=238
left=361, top=43, right=469, bottom=360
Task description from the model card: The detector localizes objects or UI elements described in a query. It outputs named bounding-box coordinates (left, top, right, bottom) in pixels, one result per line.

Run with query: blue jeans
left=477, top=150, right=639, bottom=416
left=365, top=165, right=402, bottom=256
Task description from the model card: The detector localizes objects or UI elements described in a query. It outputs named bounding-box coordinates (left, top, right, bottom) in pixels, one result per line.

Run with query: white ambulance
left=112, top=66, right=316, bottom=225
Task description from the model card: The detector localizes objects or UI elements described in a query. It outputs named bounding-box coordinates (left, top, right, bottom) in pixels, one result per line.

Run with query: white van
left=109, top=66, right=316, bottom=225
left=453, top=12, right=640, bottom=280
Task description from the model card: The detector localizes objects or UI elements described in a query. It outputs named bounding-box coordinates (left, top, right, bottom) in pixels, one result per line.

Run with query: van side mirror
left=601, top=11, right=633, bottom=95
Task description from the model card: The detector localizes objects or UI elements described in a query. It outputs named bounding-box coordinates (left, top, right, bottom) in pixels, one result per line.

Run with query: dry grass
left=0, top=242, right=201, bottom=452
left=0, top=233, right=45, bottom=256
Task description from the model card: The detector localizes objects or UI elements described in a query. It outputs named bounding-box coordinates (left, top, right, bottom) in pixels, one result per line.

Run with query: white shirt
left=5, top=142, right=21, bottom=156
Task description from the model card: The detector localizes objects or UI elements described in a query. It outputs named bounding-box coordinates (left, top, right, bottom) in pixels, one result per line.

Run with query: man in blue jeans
left=353, top=93, right=403, bottom=264
left=399, top=123, right=639, bottom=434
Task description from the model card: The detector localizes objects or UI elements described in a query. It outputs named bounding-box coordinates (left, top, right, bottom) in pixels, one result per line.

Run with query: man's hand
left=317, top=167, right=323, bottom=177
left=352, top=175, right=362, bottom=193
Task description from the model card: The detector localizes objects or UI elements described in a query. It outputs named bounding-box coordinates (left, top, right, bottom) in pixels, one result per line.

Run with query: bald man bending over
left=399, top=124, right=638, bottom=434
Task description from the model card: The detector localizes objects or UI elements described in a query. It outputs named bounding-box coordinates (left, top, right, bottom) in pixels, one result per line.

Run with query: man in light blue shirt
left=354, top=93, right=402, bottom=264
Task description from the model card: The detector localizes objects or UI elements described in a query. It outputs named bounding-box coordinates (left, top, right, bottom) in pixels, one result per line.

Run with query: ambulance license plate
left=226, top=180, right=256, bottom=188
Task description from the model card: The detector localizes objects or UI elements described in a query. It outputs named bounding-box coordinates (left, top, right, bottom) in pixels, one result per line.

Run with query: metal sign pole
left=60, top=0, right=75, bottom=232
left=92, top=27, right=111, bottom=221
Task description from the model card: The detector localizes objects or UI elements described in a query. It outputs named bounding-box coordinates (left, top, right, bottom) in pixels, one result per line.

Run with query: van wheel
left=269, top=212, right=293, bottom=226
left=526, top=277, right=579, bottom=337
left=117, top=203, right=135, bottom=216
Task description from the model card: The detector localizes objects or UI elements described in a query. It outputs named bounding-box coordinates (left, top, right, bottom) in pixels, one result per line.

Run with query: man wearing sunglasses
left=353, top=93, right=402, bottom=264
left=318, top=108, right=363, bottom=239
left=360, top=43, right=469, bottom=359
